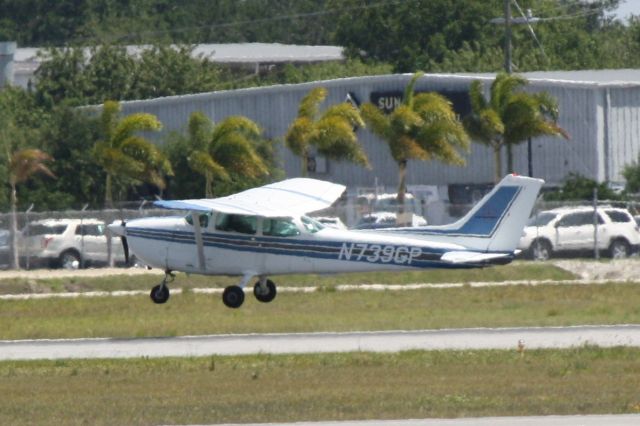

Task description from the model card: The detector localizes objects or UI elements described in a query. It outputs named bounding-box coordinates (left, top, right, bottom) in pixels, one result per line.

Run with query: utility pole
left=504, top=0, right=512, bottom=74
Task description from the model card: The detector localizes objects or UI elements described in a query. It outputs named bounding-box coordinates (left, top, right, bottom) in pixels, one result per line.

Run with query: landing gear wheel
left=223, top=285, right=245, bottom=308
left=253, top=279, right=277, bottom=303
left=150, top=284, right=170, bottom=304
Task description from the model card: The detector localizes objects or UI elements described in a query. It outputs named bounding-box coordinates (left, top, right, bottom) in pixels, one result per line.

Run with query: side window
left=605, top=210, right=631, bottom=223
left=76, top=224, right=102, bottom=236
left=216, top=214, right=257, bottom=235
left=185, top=213, right=210, bottom=228
left=263, top=218, right=300, bottom=237
left=557, top=213, right=580, bottom=227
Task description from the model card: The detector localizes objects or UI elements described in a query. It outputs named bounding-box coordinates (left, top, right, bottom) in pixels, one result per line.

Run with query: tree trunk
left=301, top=152, right=308, bottom=177
left=10, top=182, right=19, bottom=270
left=494, top=146, right=503, bottom=183
left=105, top=173, right=113, bottom=209
left=205, top=172, right=213, bottom=198
left=506, top=143, right=514, bottom=174
left=396, top=160, right=409, bottom=226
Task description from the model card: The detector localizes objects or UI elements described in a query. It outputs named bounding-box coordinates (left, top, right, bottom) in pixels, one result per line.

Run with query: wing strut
left=191, top=212, right=206, bottom=271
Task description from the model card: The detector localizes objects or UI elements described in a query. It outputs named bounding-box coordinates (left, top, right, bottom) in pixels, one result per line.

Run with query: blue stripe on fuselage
left=125, top=227, right=463, bottom=268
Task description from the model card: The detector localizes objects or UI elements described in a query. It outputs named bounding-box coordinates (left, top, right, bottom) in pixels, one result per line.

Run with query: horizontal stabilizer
left=440, top=251, right=512, bottom=265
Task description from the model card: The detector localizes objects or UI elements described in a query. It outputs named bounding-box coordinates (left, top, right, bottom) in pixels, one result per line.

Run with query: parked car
left=518, top=206, right=640, bottom=261
left=20, top=218, right=127, bottom=269
left=353, top=211, right=428, bottom=230
left=0, top=229, right=11, bottom=269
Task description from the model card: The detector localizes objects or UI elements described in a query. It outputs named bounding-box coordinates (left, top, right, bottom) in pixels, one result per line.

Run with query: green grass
left=2, top=282, right=640, bottom=340
left=0, top=262, right=576, bottom=295
left=1, top=347, right=639, bottom=425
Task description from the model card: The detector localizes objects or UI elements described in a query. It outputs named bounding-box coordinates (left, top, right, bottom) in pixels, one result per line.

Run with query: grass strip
left=0, top=262, right=575, bottom=295
left=1, top=282, right=639, bottom=340
left=0, top=347, right=639, bottom=425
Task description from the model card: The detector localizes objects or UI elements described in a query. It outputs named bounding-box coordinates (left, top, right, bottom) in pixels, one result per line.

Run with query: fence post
left=593, top=187, right=599, bottom=260
left=22, top=204, right=34, bottom=270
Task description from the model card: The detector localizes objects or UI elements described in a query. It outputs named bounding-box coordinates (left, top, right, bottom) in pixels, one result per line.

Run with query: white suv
left=20, top=218, right=126, bottom=269
left=518, top=206, right=640, bottom=260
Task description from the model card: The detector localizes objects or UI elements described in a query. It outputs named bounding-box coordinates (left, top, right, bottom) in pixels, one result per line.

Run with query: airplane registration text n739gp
left=338, top=242, right=422, bottom=264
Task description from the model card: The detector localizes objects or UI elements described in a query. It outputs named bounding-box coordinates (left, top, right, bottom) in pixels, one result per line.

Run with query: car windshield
left=527, top=212, right=557, bottom=227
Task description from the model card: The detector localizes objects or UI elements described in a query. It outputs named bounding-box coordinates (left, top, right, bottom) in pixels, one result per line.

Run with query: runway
left=1, top=324, right=639, bottom=361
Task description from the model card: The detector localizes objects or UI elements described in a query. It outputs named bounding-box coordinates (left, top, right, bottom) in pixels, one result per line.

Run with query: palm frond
left=298, top=87, right=327, bottom=119
left=324, top=103, right=365, bottom=129
left=188, top=150, right=230, bottom=181
left=9, top=149, right=56, bottom=185
left=285, top=117, right=313, bottom=157
left=112, top=113, right=162, bottom=147
left=468, top=80, right=487, bottom=112
left=361, top=103, right=391, bottom=140
left=403, top=72, right=424, bottom=108
left=212, top=133, right=269, bottom=178
left=187, top=111, right=214, bottom=151
left=313, top=118, right=369, bottom=168
left=100, top=100, right=121, bottom=141
left=211, top=116, right=261, bottom=147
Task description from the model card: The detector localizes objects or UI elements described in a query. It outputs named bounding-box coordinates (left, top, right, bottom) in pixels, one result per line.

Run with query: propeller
left=107, top=219, right=130, bottom=266
left=120, top=220, right=130, bottom=266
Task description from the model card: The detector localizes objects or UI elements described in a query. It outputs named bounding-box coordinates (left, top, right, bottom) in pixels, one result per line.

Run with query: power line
left=81, top=0, right=419, bottom=43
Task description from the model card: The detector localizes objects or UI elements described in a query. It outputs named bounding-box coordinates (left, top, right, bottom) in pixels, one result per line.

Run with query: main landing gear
left=148, top=271, right=277, bottom=309
left=150, top=270, right=174, bottom=304
left=221, top=275, right=277, bottom=309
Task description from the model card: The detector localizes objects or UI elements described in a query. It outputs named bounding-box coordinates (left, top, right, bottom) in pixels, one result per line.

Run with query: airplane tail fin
left=395, top=174, right=544, bottom=257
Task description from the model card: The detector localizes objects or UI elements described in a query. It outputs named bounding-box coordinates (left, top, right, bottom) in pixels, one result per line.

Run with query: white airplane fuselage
left=124, top=215, right=474, bottom=277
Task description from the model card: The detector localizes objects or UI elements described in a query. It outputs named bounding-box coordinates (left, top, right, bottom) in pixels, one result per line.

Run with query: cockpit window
left=301, top=216, right=324, bottom=233
left=185, top=213, right=210, bottom=228
left=263, top=218, right=300, bottom=237
left=215, top=213, right=257, bottom=235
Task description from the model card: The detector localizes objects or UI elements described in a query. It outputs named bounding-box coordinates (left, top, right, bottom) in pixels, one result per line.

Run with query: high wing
left=154, top=178, right=346, bottom=216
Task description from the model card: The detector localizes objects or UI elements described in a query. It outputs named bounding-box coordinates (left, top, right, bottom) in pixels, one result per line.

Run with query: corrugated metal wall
left=119, top=74, right=640, bottom=188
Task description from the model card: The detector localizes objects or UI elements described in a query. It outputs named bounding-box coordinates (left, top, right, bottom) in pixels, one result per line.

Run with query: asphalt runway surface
left=216, top=415, right=640, bottom=426
left=1, top=325, right=639, bottom=361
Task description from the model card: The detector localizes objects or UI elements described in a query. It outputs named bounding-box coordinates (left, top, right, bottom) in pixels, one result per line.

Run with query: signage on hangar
left=370, top=90, right=471, bottom=117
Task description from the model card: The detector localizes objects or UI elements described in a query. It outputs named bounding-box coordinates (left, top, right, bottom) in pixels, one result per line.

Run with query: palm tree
left=285, top=87, right=369, bottom=176
left=93, top=100, right=172, bottom=207
left=8, top=148, right=55, bottom=269
left=186, top=111, right=269, bottom=198
left=361, top=72, right=469, bottom=222
left=464, top=73, right=569, bottom=182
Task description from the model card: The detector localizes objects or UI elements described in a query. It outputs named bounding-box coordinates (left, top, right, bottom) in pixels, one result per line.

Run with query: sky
left=612, top=0, right=640, bottom=21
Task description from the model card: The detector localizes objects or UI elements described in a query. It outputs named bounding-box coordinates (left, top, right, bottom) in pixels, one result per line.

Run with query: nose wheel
left=150, top=270, right=174, bottom=304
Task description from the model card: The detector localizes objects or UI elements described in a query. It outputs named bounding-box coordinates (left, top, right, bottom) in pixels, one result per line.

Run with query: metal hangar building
left=118, top=70, right=640, bottom=191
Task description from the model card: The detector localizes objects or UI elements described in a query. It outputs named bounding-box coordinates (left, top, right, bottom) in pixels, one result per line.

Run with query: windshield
left=301, top=216, right=324, bottom=233
left=527, top=212, right=557, bottom=227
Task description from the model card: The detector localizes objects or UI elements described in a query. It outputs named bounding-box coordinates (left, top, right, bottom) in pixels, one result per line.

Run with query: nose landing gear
left=150, top=270, right=174, bottom=304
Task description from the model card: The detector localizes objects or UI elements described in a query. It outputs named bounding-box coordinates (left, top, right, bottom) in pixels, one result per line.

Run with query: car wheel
left=609, top=239, right=630, bottom=259
left=530, top=239, right=551, bottom=261
left=59, top=250, right=81, bottom=269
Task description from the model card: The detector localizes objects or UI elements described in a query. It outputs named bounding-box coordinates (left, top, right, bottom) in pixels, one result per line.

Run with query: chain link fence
left=2, top=188, right=639, bottom=270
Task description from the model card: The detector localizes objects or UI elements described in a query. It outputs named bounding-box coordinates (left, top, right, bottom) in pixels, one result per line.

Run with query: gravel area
left=552, top=258, right=640, bottom=281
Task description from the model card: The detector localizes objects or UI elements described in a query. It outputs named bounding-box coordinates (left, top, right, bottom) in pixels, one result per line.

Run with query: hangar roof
left=457, top=69, right=640, bottom=86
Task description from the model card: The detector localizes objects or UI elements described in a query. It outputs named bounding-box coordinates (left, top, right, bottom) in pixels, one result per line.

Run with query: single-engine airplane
left=108, top=174, right=543, bottom=308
